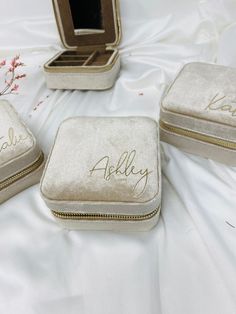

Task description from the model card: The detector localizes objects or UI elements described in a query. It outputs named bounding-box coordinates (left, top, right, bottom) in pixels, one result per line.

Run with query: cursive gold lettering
left=89, top=150, right=152, bottom=198
left=205, top=93, right=236, bottom=117
left=0, top=127, right=28, bottom=153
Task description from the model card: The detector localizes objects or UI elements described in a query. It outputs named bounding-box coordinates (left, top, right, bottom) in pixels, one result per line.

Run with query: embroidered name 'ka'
left=205, top=93, right=236, bottom=117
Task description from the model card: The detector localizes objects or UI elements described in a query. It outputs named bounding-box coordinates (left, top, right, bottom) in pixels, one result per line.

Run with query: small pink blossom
left=0, top=60, right=6, bottom=67
left=10, top=55, right=20, bottom=68
left=14, top=62, right=24, bottom=69
left=15, top=74, right=26, bottom=80
left=11, top=84, right=19, bottom=92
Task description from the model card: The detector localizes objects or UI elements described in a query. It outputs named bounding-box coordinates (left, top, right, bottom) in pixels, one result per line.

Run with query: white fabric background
left=0, top=0, right=236, bottom=313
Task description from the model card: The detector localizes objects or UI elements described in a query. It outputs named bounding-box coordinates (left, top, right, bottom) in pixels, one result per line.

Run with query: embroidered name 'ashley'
left=89, top=150, right=152, bottom=198
left=205, top=93, right=236, bottom=117
left=0, top=127, right=28, bottom=154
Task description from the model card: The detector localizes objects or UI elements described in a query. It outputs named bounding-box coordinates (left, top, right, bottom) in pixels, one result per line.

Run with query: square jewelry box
left=44, top=0, right=121, bottom=90
left=160, top=62, right=236, bottom=166
left=40, top=117, right=161, bottom=231
left=0, top=100, right=45, bottom=204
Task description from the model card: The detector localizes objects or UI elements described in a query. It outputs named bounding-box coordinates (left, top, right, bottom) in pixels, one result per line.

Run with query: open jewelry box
left=44, top=0, right=121, bottom=90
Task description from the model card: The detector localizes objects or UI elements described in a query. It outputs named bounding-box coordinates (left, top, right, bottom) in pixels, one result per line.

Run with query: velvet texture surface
left=0, top=100, right=44, bottom=204
left=44, top=54, right=120, bottom=90
left=0, top=100, right=41, bottom=181
left=160, top=62, right=236, bottom=165
left=0, top=100, right=34, bottom=167
left=162, top=62, right=236, bottom=128
left=41, top=117, right=160, bottom=205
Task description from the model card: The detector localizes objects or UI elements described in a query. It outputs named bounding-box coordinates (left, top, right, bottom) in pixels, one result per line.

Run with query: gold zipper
left=160, top=120, right=236, bottom=150
left=0, top=152, right=44, bottom=191
left=51, top=206, right=160, bottom=221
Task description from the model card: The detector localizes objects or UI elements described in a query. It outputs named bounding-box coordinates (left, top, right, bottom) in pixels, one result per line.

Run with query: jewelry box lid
left=0, top=100, right=42, bottom=182
left=160, top=62, right=236, bottom=145
left=52, top=0, right=121, bottom=50
left=162, top=62, right=236, bottom=128
left=40, top=117, right=161, bottom=216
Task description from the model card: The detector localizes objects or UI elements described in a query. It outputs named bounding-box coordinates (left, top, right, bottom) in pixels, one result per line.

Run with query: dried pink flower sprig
left=0, top=60, right=6, bottom=67
left=0, top=55, right=26, bottom=96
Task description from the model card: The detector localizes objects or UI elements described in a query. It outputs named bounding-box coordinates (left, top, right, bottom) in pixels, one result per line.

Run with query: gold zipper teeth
left=0, top=152, right=44, bottom=191
left=160, top=120, right=236, bottom=150
left=51, top=206, right=160, bottom=222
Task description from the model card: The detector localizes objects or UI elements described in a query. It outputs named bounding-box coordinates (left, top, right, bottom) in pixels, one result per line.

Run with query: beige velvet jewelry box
left=0, top=100, right=45, bottom=204
left=44, top=0, right=121, bottom=90
left=40, top=117, right=161, bottom=231
left=160, top=62, right=236, bottom=166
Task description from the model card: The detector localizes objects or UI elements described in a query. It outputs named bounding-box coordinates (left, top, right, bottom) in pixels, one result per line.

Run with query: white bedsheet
left=0, top=0, right=236, bottom=313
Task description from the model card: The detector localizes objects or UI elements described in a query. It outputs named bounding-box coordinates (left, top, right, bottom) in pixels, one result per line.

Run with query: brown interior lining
left=88, top=51, right=113, bottom=65
left=49, top=50, right=114, bottom=67
left=54, top=0, right=117, bottom=48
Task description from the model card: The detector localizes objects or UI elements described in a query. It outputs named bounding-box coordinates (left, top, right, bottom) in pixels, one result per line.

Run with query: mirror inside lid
left=53, top=0, right=121, bottom=49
